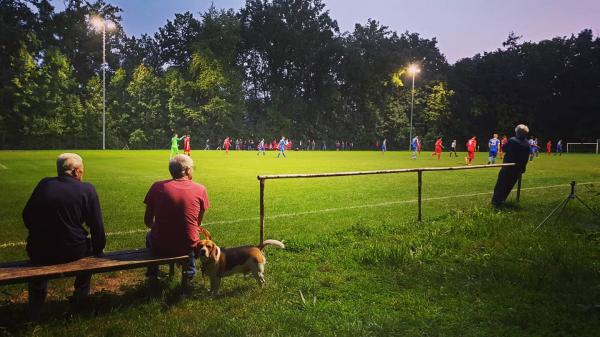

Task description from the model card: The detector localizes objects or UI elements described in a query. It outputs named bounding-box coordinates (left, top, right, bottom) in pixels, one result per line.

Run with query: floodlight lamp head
left=90, top=16, right=104, bottom=31
left=408, top=64, right=420, bottom=75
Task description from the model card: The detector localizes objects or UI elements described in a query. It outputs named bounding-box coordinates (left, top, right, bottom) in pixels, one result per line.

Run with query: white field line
left=1, top=181, right=598, bottom=250
left=0, top=163, right=7, bottom=169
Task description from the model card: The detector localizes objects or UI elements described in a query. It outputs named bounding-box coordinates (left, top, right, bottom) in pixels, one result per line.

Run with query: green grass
left=1, top=150, right=600, bottom=337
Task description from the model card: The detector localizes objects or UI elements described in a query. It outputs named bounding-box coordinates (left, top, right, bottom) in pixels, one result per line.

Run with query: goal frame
left=566, top=140, right=599, bottom=154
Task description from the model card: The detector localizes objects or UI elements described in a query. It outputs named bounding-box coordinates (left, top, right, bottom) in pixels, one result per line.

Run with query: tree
left=126, top=64, right=166, bottom=148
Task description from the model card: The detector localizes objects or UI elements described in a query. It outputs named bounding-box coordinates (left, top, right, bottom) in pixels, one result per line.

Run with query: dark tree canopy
left=0, top=0, right=598, bottom=149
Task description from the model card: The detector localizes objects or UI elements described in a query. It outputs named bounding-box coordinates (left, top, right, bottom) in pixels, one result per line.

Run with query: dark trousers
left=27, top=241, right=92, bottom=306
left=145, top=232, right=196, bottom=278
left=28, top=274, right=91, bottom=306
left=492, top=167, right=522, bottom=205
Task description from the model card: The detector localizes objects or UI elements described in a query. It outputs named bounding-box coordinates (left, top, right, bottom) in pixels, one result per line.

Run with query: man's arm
left=144, top=205, right=154, bottom=228
left=86, top=187, right=106, bottom=255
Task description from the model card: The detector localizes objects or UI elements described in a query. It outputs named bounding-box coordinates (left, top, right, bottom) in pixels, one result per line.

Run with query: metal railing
left=256, top=163, right=519, bottom=243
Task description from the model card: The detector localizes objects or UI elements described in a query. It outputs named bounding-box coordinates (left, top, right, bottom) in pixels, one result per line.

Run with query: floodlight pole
left=409, top=71, right=415, bottom=151
left=102, top=23, right=106, bottom=150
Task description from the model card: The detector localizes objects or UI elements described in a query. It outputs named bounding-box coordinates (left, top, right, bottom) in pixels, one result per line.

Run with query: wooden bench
left=0, top=249, right=191, bottom=292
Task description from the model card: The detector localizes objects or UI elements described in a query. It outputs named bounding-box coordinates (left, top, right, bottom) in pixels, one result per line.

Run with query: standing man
left=183, top=135, right=191, bottom=157
left=144, top=155, right=210, bottom=281
left=257, top=138, right=266, bottom=157
left=488, top=133, right=500, bottom=164
left=431, top=137, right=444, bottom=160
left=411, top=136, right=419, bottom=159
left=449, top=139, right=458, bottom=157
left=204, top=139, right=210, bottom=150
left=277, top=136, right=287, bottom=158
left=492, top=124, right=531, bottom=207
left=223, top=137, right=231, bottom=154
left=170, top=133, right=185, bottom=158
left=556, top=139, right=563, bottom=156
left=381, top=138, right=387, bottom=153
left=546, top=139, right=552, bottom=156
left=499, top=135, right=508, bottom=159
left=23, top=153, right=106, bottom=306
left=528, top=137, right=536, bottom=161
left=465, top=136, right=477, bottom=165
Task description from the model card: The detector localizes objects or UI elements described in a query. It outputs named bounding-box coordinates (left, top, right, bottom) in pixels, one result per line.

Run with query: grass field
left=1, top=149, right=600, bottom=337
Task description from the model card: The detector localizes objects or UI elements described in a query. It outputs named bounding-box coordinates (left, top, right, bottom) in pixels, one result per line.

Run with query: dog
left=196, top=239, right=285, bottom=296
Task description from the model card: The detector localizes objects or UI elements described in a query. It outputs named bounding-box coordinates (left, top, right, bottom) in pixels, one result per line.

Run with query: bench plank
left=0, top=249, right=189, bottom=286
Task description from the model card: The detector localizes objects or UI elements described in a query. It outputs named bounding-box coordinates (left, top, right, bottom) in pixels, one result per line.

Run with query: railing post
left=516, top=174, right=522, bottom=203
left=259, top=178, right=265, bottom=244
left=418, top=170, right=423, bottom=221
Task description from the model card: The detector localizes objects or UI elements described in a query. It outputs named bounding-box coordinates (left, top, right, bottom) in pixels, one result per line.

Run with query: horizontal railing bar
left=257, top=163, right=515, bottom=180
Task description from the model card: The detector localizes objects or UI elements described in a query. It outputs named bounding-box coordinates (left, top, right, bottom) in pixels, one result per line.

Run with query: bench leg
left=169, top=263, right=175, bottom=278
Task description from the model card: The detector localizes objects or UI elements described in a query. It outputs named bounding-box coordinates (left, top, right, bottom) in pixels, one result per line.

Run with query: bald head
left=169, top=154, right=194, bottom=179
left=57, top=153, right=84, bottom=180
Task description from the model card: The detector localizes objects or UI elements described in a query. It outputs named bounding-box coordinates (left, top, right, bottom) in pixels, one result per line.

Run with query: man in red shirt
left=223, top=137, right=231, bottom=154
left=546, top=139, right=552, bottom=156
left=431, top=137, right=444, bottom=160
left=499, top=135, right=508, bottom=159
left=465, top=136, right=477, bottom=165
left=183, top=135, right=191, bottom=157
left=144, top=154, right=210, bottom=281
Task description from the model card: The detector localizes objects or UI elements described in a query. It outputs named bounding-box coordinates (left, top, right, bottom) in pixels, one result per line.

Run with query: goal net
left=566, top=141, right=599, bottom=154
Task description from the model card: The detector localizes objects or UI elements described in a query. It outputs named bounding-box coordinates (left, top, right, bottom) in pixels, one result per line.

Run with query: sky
left=52, top=0, right=600, bottom=63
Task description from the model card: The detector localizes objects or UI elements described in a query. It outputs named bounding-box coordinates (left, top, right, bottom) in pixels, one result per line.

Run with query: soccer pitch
left=1, top=150, right=600, bottom=336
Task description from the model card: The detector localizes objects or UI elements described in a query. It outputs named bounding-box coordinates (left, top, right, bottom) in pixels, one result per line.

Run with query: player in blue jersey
left=488, top=133, right=500, bottom=164
left=277, top=136, right=287, bottom=158
left=257, top=138, right=266, bottom=156
left=410, top=136, right=419, bottom=160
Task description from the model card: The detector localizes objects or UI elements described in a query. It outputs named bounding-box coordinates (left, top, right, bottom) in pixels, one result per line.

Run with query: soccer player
left=556, top=139, right=563, bottom=156
left=449, top=139, right=458, bottom=157
left=417, top=137, right=422, bottom=154
left=431, top=137, right=444, bottom=160
left=277, top=136, right=287, bottom=158
left=223, top=137, right=231, bottom=154
left=546, top=139, right=552, bottom=156
left=257, top=138, right=266, bottom=156
left=411, top=136, right=419, bottom=160
left=381, top=138, right=387, bottom=153
left=465, top=136, right=477, bottom=165
left=528, top=137, right=535, bottom=161
left=170, top=133, right=184, bottom=158
left=499, top=135, right=508, bottom=159
left=488, top=133, right=500, bottom=164
left=183, top=135, right=191, bottom=157
left=204, top=139, right=210, bottom=150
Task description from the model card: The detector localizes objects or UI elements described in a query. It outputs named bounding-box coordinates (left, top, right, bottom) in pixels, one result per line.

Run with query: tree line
left=1, top=0, right=598, bottom=150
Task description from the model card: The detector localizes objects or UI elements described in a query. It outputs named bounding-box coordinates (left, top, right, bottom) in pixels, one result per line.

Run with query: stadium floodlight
left=407, top=64, right=420, bottom=150
left=89, top=15, right=115, bottom=150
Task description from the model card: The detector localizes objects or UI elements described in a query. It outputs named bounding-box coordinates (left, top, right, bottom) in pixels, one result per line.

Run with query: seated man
left=144, top=154, right=210, bottom=280
left=23, top=153, right=106, bottom=305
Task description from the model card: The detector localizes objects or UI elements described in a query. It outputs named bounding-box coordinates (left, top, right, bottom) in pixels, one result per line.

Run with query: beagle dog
left=196, top=239, right=285, bottom=296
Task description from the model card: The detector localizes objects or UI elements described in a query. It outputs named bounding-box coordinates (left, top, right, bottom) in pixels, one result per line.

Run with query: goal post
left=566, top=140, right=599, bottom=154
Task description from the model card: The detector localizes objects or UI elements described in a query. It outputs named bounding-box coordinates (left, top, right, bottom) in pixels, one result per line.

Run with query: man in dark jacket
left=23, top=153, right=106, bottom=305
left=492, top=124, right=531, bottom=207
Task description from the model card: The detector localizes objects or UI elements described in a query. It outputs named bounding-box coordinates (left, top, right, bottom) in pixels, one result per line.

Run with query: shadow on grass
left=0, top=276, right=204, bottom=335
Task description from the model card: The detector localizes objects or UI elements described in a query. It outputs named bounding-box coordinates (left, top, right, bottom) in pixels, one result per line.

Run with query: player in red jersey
left=546, top=139, right=552, bottom=156
left=431, top=137, right=444, bottom=160
left=223, top=137, right=231, bottom=154
left=499, top=135, right=508, bottom=159
left=465, top=136, right=477, bottom=165
left=183, top=135, right=191, bottom=156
